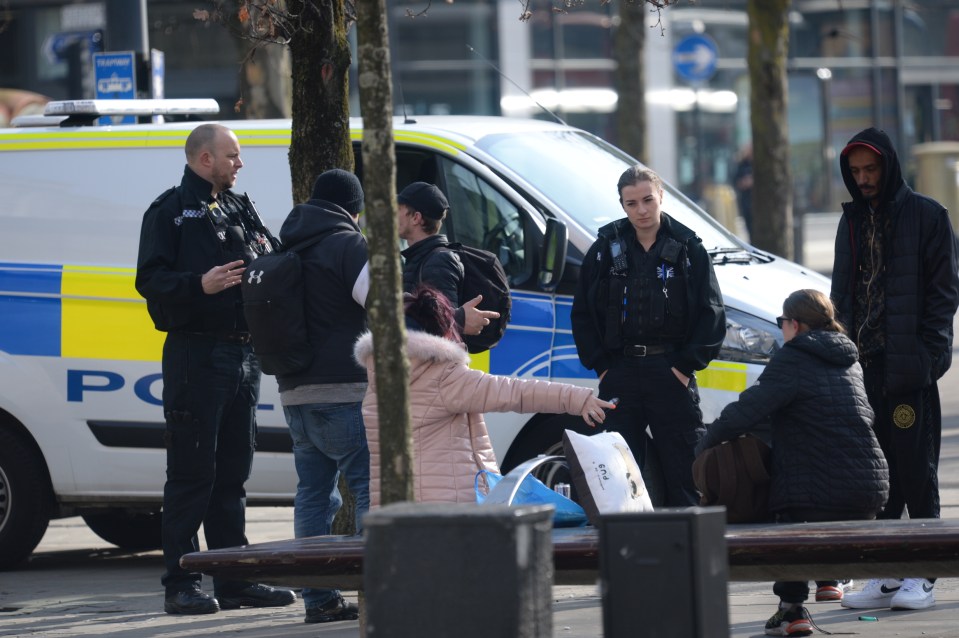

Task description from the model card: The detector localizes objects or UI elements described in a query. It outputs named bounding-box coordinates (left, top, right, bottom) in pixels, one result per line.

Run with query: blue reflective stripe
left=0, top=262, right=62, bottom=356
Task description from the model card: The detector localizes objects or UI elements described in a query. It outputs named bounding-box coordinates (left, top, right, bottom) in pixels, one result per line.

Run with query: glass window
left=389, top=1, right=499, bottom=116
left=902, top=2, right=959, bottom=57
left=437, top=158, right=528, bottom=284
left=475, top=129, right=742, bottom=251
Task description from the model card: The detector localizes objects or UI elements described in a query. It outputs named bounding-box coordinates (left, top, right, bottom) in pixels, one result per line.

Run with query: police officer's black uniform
left=571, top=214, right=725, bottom=506
left=136, top=165, right=281, bottom=609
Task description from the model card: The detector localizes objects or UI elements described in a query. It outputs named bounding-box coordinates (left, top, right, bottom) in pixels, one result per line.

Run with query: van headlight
left=719, top=308, right=782, bottom=364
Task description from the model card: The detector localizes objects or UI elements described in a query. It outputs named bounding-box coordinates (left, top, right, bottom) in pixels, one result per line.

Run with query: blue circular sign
left=673, top=34, right=719, bottom=83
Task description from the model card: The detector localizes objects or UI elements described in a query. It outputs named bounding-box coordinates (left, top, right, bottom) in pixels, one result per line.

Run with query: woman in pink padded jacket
left=353, top=284, right=614, bottom=507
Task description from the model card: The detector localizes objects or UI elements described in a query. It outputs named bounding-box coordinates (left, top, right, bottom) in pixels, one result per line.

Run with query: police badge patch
left=893, top=403, right=916, bottom=429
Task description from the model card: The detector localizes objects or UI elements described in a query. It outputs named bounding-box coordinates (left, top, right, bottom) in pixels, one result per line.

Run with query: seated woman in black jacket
left=696, top=289, right=889, bottom=637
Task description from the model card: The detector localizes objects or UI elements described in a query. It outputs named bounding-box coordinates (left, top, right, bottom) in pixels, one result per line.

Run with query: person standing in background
left=733, top=142, right=754, bottom=239
left=832, top=127, right=959, bottom=611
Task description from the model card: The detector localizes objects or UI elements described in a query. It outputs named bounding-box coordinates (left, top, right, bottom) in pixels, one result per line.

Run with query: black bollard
left=364, top=502, right=554, bottom=638
left=599, top=507, right=729, bottom=638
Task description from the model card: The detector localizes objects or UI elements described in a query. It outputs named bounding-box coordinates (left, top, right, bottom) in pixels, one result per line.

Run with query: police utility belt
left=621, top=343, right=674, bottom=357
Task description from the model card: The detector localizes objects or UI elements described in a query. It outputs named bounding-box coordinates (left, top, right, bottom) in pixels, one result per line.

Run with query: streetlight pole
left=105, top=0, right=148, bottom=55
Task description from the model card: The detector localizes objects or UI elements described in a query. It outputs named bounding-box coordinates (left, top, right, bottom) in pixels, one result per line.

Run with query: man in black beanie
left=274, top=168, right=370, bottom=623
left=397, top=181, right=498, bottom=335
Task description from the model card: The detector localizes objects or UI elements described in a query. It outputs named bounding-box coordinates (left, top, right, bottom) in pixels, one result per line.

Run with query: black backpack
left=242, top=233, right=329, bottom=375
left=420, top=242, right=512, bottom=354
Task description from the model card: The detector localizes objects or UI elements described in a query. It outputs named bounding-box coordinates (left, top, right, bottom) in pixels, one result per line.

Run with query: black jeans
left=773, top=509, right=876, bottom=604
left=598, top=354, right=704, bottom=506
left=863, top=362, right=941, bottom=520
left=160, top=332, right=260, bottom=594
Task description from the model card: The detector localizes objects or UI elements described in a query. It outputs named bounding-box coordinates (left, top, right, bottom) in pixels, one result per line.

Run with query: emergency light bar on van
left=45, top=98, right=220, bottom=117
left=10, top=114, right=69, bottom=128
left=42, top=98, right=220, bottom=126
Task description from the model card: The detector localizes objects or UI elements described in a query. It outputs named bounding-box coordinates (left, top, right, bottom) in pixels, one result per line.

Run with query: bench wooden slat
left=180, top=518, right=959, bottom=589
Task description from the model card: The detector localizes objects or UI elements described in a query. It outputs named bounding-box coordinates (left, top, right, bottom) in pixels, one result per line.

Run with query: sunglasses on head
left=776, top=316, right=791, bottom=329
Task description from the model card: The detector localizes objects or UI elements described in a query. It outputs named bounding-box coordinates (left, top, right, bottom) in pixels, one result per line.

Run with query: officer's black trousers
left=160, top=332, right=260, bottom=594
left=598, top=354, right=704, bottom=507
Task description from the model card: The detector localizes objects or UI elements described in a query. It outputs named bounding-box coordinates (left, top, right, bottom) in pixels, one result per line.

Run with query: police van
left=0, top=99, right=829, bottom=568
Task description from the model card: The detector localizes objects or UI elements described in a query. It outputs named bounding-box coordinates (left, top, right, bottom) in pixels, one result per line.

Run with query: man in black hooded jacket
left=274, top=169, right=369, bottom=624
left=832, top=127, right=959, bottom=611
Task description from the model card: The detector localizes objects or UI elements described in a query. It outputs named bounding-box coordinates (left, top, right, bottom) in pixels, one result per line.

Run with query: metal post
left=600, top=507, right=729, bottom=638
left=105, top=0, right=148, bottom=55
left=364, top=502, right=554, bottom=638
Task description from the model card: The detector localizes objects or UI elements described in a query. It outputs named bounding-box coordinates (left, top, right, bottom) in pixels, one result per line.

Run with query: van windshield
left=476, top=129, right=743, bottom=251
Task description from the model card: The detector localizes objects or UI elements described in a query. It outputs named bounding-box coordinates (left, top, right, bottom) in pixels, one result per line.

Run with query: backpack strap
left=716, top=441, right=739, bottom=507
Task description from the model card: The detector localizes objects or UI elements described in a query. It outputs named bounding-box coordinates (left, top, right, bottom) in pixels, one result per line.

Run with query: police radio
left=609, top=229, right=628, bottom=276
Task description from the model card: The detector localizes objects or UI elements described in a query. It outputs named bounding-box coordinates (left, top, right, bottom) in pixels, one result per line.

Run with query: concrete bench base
left=180, top=517, right=959, bottom=590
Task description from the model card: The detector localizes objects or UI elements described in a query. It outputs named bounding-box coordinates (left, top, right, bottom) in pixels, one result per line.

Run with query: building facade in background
left=1, top=0, right=957, bottom=214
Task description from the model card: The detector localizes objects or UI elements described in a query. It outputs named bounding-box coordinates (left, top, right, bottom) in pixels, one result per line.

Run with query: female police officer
left=571, top=166, right=726, bottom=506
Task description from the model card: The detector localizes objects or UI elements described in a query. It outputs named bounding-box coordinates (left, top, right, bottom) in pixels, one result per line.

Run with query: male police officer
left=136, top=124, right=296, bottom=615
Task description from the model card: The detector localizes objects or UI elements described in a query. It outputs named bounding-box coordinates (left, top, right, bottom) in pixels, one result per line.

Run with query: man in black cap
left=833, top=128, right=959, bottom=612
left=397, top=181, right=497, bottom=335
left=273, top=168, right=370, bottom=623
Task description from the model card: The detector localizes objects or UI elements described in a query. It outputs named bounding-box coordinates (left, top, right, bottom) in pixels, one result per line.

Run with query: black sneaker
left=164, top=587, right=220, bottom=615
left=304, top=595, right=359, bottom=624
left=764, top=605, right=812, bottom=636
left=217, top=583, right=297, bottom=610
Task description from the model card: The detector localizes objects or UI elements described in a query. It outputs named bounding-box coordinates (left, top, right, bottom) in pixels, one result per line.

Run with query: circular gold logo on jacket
left=893, top=404, right=916, bottom=429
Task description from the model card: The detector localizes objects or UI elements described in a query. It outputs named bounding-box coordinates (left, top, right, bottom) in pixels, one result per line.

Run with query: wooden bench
left=181, top=517, right=959, bottom=591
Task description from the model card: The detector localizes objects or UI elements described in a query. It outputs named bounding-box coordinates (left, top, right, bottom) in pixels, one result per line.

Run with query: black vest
left=601, top=232, right=689, bottom=348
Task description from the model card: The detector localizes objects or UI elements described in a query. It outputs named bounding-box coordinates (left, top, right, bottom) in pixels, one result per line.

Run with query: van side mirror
left=538, top=218, right=567, bottom=292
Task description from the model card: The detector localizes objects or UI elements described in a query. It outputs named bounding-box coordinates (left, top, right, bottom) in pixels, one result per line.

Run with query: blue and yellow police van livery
left=0, top=100, right=829, bottom=568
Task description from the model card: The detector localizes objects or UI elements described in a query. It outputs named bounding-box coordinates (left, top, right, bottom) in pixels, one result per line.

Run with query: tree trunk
left=356, top=0, right=413, bottom=505
left=285, top=0, right=356, bottom=535
left=747, top=0, right=792, bottom=259
left=287, top=0, right=354, bottom=204
left=613, top=0, right=647, bottom=163
left=239, top=44, right=292, bottom=119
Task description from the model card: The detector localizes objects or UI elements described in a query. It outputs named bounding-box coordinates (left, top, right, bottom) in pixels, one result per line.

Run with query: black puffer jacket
left=698, top=330, right=888, bottom=515
left=831, top=127, right=959, bottom=393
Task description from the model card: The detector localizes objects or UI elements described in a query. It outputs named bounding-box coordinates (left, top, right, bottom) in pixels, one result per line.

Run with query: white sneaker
left=839, top=579, right=854, bottom=593
left=890, top=578, right=936, bottom=610
left=840, top=578, right=903, bottom=609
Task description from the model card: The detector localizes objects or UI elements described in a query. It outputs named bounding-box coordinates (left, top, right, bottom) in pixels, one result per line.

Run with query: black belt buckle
left=624, top=344, right=648, bottom=357
left=218, top=332, right=252, bottom=344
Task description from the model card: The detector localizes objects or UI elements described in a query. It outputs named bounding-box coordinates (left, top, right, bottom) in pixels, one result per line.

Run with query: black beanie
left=311, top=169, right=364, bottom=215
left=398, top=182, right=449, bottom=220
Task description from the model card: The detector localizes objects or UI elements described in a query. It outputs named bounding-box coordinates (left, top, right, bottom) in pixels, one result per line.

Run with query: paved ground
left=3, top=506, right=959, bottom=637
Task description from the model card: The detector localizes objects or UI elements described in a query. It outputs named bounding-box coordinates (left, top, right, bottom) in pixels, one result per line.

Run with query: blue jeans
left=284, top=401, right=370, bottom=609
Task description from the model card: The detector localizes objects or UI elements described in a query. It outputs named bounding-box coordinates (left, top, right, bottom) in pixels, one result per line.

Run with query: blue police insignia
left=656, top=264, right=675, bottom=280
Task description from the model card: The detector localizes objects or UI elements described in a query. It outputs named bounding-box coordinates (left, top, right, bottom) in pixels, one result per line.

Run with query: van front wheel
left=0, top=428, right=52, bottom=570
left=82, top=510, right=163, bottom=551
